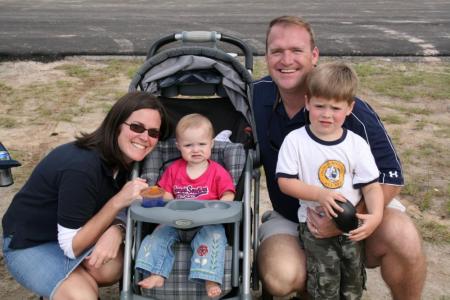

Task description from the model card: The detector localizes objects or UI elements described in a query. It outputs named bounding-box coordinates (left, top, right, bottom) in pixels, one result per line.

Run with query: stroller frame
left=120, top=31, right=259, bottom=300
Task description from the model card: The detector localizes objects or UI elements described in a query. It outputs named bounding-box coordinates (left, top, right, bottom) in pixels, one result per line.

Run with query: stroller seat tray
left=167, top=200, right=231, bottom=210
left=130, top=199, right=242, bottom=229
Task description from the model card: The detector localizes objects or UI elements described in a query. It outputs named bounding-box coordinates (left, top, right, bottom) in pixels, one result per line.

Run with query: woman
left=2, top=91, right=168, bottom=300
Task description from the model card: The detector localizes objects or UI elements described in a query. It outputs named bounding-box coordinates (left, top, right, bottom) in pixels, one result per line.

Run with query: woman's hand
left=85, top=224, right=123, bottom=268
left=112, top=177, right=148, bottom=209
left=72, top=178, right=147, bottom=257
left=307, top=206, right=342, bottom=238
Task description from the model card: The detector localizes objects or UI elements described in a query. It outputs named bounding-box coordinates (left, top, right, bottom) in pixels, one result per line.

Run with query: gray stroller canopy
left=130, top=47, right=254, bottom=131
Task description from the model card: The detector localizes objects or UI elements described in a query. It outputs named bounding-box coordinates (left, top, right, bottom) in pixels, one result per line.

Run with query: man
left=253, top=16, right=426, bottom=299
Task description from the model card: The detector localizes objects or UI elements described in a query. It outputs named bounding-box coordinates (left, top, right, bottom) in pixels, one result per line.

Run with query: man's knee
left=259, top=261, right=304, bottom=295
left=364, top=209, right=426, bottom=299
left=257, top=235, right=306, bottom=296
left=366, top=208, right=424, bottom=265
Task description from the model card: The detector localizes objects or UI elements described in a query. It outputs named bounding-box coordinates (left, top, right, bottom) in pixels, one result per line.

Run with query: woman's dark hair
left=75, top=91, right=169, bottom=171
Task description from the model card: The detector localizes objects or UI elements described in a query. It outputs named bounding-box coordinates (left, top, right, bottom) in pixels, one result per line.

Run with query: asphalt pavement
left=0, top=0, right=449, bottom=59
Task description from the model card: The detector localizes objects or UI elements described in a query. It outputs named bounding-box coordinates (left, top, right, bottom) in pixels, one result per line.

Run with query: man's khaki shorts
left=258, top=199, right=405, bottom=242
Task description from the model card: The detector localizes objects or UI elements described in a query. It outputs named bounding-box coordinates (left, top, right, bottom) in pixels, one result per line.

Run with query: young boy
left=135, top=113, right=235, bottom=298
left=276, top=62, right=384, bottom=299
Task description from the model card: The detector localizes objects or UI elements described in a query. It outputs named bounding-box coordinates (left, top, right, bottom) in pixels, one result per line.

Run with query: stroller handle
left=176, top=31, right=221, bottom=42
left=146, top=31, right=253, bottom=71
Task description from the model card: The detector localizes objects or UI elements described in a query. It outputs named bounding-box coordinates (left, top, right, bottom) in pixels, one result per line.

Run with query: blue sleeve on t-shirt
left=344, top=98, right=404, bottom=186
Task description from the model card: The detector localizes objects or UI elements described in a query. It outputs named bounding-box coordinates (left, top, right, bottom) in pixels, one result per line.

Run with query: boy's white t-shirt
left=276, top=126, right=380, bottom=223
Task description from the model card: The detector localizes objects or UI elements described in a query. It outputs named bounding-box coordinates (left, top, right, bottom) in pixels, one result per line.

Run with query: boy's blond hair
left=266, top=15, right=316, bottom=51
left=176, top=113, right=214, bottom=139
left=306, top=62, right=359, bottom=104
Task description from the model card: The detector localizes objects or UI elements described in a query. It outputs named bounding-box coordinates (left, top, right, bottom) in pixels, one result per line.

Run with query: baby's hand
left=317, top=189, right=346, bottom=219
left=348, top=213, right=382, bottom=241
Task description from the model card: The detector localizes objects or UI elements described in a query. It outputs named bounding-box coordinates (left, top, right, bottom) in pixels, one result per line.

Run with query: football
left=333, top=200, right=359, bottom=233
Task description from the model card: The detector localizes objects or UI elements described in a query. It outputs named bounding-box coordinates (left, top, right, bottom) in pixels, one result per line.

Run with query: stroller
left=120, top=31, right=261, bottom=300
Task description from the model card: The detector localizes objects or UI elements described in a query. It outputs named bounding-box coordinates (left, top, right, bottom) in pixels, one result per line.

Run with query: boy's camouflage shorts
left=299, top=222, right=366, bottom=300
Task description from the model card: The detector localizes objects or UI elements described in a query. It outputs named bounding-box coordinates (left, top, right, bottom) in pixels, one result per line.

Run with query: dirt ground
left=0, top=58, right=449, bottom=299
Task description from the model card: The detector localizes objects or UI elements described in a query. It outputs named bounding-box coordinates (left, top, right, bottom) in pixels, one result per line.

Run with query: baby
left=135, top=113, right=235, bottom=298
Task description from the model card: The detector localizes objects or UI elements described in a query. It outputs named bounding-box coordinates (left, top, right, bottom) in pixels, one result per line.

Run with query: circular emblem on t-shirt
left=318, top=160, right=345, bottom=189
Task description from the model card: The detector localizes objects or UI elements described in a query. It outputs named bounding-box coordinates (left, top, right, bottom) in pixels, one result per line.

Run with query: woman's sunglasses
left=123, top=122, right=160, bottom=139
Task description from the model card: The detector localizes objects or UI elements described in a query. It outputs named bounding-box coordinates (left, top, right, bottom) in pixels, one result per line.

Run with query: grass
left=413, top=119, right=428, bottom=130
left=1, top=56, right=449, bottom=243
left=402, top=182, right=421, bottom=198
left=0, top=82, right=13, bottom=95
left=56, top=64, right=92, bottom=79
left=434, top=122, right=450, bottom=139
left=384, top=104, right=432, bottom=116
left=417, top=219, right=450, bottom=244
left=0, top=117, right=16, bottom=128
left=353, top=61, right=450, bottom=100
left=381, top=114, right=407, bottom=125
left=447, top=183, right=450, bottom=214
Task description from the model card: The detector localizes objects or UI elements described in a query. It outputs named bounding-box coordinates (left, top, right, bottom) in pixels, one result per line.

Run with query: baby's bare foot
left=205, top=280, right=222, bottom=298
left=138, top=274, right=165, bottom=289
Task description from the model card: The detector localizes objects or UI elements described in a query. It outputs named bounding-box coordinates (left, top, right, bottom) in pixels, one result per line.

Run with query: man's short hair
left=266, top=15, right=316, bottom=51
